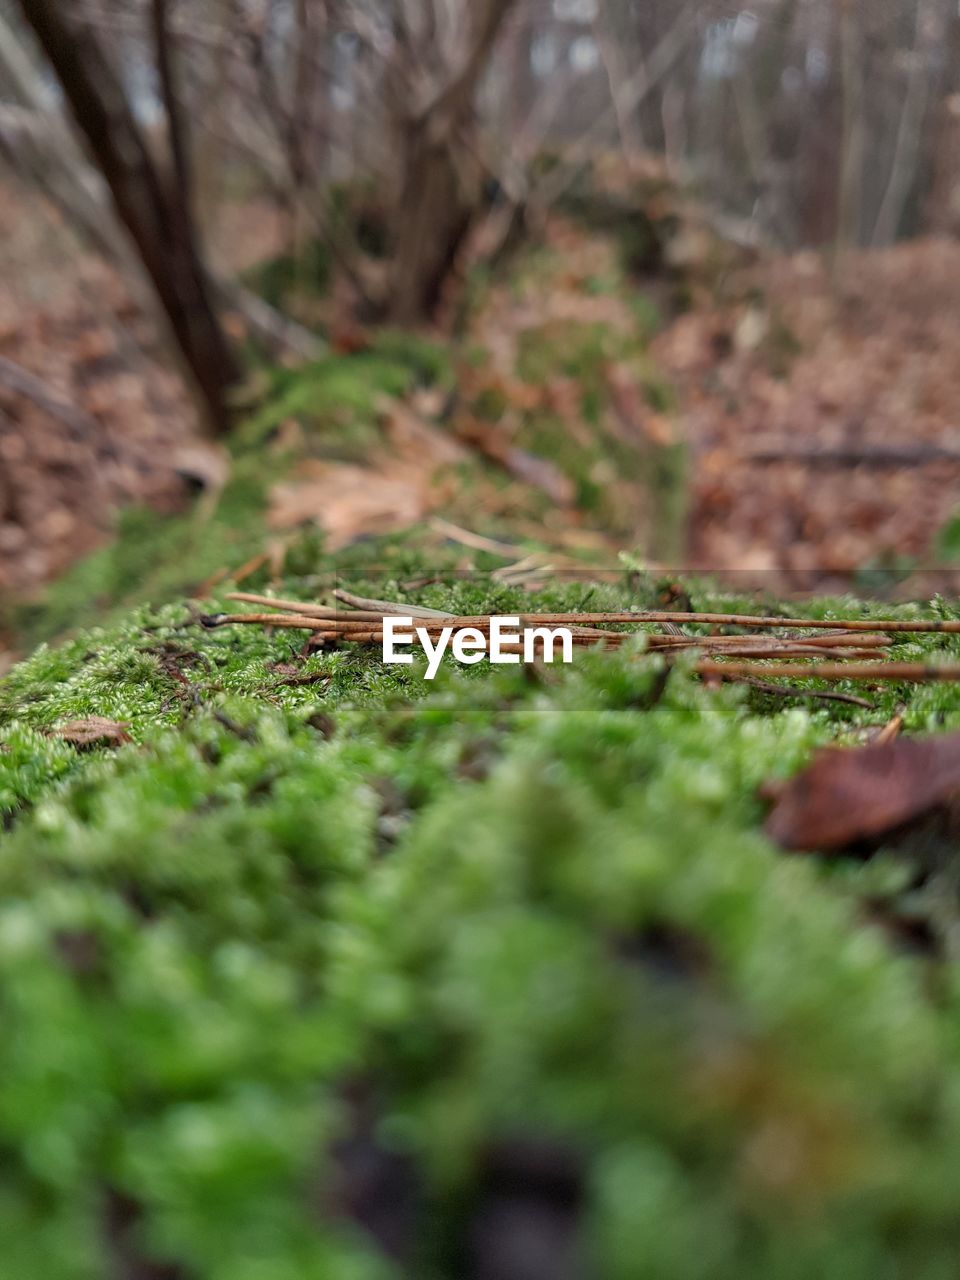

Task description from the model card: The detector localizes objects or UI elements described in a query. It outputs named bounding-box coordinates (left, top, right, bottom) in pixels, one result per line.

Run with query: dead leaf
left=268, top=460, right=429, bottom=546
left=763, top=731, right=960, bottom=851
left=51, top=717, right=132, bottom=749
left=380, top=399, right=469, bottom=466
left=266, top=394, right=471, bottom=546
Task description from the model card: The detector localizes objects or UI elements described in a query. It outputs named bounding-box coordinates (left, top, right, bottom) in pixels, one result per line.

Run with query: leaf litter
left=764, top=731, right=960, bottom=852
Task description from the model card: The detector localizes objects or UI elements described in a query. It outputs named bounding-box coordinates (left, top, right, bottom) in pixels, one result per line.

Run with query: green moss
left=515, top=320, right=628, bottom=387
left=245, top=353, right=416, bottom=443
left=367, top=331, right=453, bottom=390
left=506, top=321, right=684, bottom=551
left=937, top=512, right=960, bottom=564
left=6, top=210, right=960, bottom=1276
left=640, top=366, right=678, bottom=414
left=628, top=293, right=664, bottom=343
left=471, top=384, right=510, bottom=423
left=4, top=561, right=960, bottom=1276
left=242, top=237, right=333, bottom=310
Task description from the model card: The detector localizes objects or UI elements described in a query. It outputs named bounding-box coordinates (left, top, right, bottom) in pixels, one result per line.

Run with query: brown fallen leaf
left=380, top=399, right=469, bottom=466
left=267, top=461, right=429, bottom=545
left=267, top=397, right=468, bottom=546
left=763, top=731, right=960, bottom=851
left=51, top=717, right=132, bottom=749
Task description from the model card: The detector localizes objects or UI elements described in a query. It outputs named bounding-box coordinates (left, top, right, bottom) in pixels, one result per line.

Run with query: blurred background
left=3, top=0, right=960, bottom=662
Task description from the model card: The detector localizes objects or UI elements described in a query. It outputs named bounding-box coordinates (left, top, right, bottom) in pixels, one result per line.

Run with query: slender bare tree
left=14, top=0, right=241, bottom=435
left=384, top=0, right=518, bottom=322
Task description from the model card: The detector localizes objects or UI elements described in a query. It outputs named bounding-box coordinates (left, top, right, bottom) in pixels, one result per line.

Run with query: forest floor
left=3, top=179, right=960, bottom=661
left=7, top=183, right=960, bottom=1277
left=5, top=508, right=960, bottom=1276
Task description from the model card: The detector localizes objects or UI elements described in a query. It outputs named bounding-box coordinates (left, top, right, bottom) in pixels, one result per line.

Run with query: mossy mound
left=4, top=558, right=960, bottom=1278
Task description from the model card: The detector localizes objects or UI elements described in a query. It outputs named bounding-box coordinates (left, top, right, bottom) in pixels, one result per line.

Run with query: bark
left=387, top=119, right=480, bottom=324
left=0, top=13, right=320, bottom=369
left=385, top=0, right=518, bottom=325
left=14, top=0, right=241, bottom=436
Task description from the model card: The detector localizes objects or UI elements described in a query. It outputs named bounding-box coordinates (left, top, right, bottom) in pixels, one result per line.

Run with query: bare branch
left=421, top=0, right=518, bottom=129
left=533, top=1, right=703, bottom=208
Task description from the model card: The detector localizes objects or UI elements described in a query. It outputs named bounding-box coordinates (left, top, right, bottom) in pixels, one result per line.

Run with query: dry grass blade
left=331, top=590, right=455, bottom=619
left=226, top=593, right=350, bottom=620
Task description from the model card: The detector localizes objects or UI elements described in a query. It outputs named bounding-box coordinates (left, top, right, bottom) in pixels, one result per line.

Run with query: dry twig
left=202, top=594, right=960, bottom=690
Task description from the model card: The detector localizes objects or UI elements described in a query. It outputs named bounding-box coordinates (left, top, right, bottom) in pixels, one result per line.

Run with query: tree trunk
left=385, top=0, right=518, bottom=326
left=15, top=0, right=240, bottom=436
left=386, top=119, right=481, bottom=325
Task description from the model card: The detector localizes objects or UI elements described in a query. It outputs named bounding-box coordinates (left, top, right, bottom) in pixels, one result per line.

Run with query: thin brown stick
left=728, top=676, right=876, bottom=709
left=678, top=645, right=885, bottom=660
left=650, top=637, right=877, bottom=655
left=325, top=600, right=960, bottom=634
left=780, top=632, right=891, bottom=647
left=639, top=635, right=889, bottom=654
left=873, top=713, right=905, bottom=744
left=209, top=612, right=899, bottom=661
left=491, top=612, right=960, bottom=633
left=693, top=661, right=960, bottom=682
left=225, top=594, right=946, bottom=637
left=202, top=612, right=329, bottom=630
left=222, top=600, right=896, bottom=650
left=644, top=631, right=890, bottom=647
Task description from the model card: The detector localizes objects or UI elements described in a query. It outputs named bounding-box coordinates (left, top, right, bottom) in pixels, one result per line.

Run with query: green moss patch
left=4, top=560, right=960, bottom=1277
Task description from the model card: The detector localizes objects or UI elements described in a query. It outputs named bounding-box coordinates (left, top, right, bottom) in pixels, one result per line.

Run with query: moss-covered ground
left=5, top=211, right=960, bottom=1277
left=5, top=532, right=960, bottom=1278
